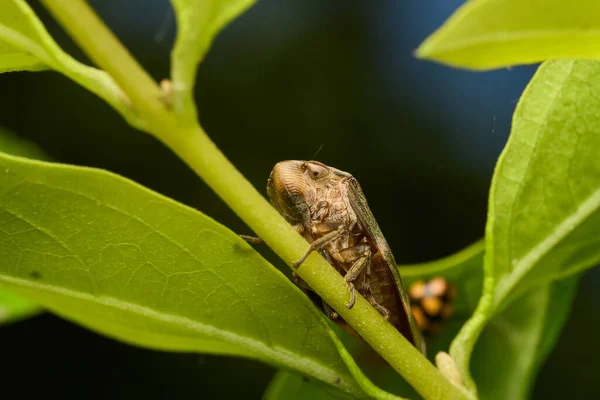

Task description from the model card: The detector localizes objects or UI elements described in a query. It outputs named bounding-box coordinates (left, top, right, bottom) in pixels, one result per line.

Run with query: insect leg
left=239, top=235, right=263, bottom=243
left=292, top=225, right=345, bottom=268
left=342, top=248, right=371, bottom=309
left=322, top=301, right=339, bottom=319
left=354, top=262, right=391, bottom=318
left=365, top=294, right=390, bottom=319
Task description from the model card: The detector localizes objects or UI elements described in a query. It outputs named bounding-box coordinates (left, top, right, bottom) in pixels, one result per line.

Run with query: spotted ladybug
left=408, top=277, right=456, bottom=337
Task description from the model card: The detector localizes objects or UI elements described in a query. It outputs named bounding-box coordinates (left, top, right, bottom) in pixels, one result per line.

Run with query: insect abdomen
left=368, top=252, right=414, bottom=343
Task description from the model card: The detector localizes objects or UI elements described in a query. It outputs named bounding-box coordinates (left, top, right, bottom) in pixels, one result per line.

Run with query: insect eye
left=306, top=163, right=328, bottom=179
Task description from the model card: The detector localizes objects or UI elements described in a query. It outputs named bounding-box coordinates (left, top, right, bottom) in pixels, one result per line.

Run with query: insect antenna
left=309, top=144, right=325, bottom=161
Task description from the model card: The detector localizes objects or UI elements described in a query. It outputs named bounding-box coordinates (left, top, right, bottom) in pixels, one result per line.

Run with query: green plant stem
left=40, top=1, right=470, bottom=399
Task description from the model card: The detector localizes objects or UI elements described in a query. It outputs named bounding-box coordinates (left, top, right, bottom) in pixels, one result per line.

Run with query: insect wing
left=344, top=176, right=426, bottom=355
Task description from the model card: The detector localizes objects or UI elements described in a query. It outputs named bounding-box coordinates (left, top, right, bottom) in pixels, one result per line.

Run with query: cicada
left=248, top=160, right=425, bottom=354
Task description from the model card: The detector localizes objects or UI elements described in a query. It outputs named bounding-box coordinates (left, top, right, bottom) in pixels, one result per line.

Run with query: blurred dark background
left=1, top=0, right=598, bottom=398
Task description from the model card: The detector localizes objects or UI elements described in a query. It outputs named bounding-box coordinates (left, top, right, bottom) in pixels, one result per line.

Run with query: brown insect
left=244, top=160, right=425, bottom=354
left=409, top=277, right=456, bottom=337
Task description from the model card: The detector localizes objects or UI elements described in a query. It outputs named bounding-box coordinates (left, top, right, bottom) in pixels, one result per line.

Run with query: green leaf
left=0, top=151, right=413, bottom=399
left=0, top=1, right=48, bottom=73
left=264, top=364, right=414, bottom=400
left=471, top=276, right=579, bottom=400
left=170, top=0, right=256, bottom=123
left=451, top=60, right=600, bottom=393
left=0, top=128, right=50, bottom=161
left=0, top=0, right=141, bottom=127
left=417, top=0, right=600, bottom=71
left=0, top=127, right=47, bottom=325
left=0, top=48, right=45, bottom=73
left=488, top=60, right=600, bottom=304
left=0, top=285, right=41, bottom=325
left=402, top=240, right=484, bottom=281
left=264, top=371, right=354, bottom=400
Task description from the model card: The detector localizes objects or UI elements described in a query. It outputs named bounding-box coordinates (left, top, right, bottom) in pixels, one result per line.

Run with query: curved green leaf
left=0, top=284, right=41, bottom=325
left=401, top=240, right=484, bottom=281
left=488, top=60, right=600, bottom=305
left=0, top=128, right=49, bottom=161
left=0, top=49, right=45, bottom=73
left=170, top=0, right=256, bottom=123
left=0, top=152, right=371, bottom=395
left=263, top=371, right=354, bottom=400
left=471, top=276, right=579, bottom=400
left=0, top=127, right=48, bottom=325
left=0, top=0, right=140, bottom=127
left=264, top=357, right=414, bottom=400
left=451, top=60, right=600, bottom=393
left=417, top=0, right=600, bottom=70
left=0, top=1, right=48, bottom=73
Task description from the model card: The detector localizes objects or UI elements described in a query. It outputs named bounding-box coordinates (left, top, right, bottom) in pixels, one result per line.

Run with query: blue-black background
left=1, top=1, right=598, bottom=398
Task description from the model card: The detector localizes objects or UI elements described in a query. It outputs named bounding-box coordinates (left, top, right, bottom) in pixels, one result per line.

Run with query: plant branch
left=40, top=1, right=470, bottom=399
